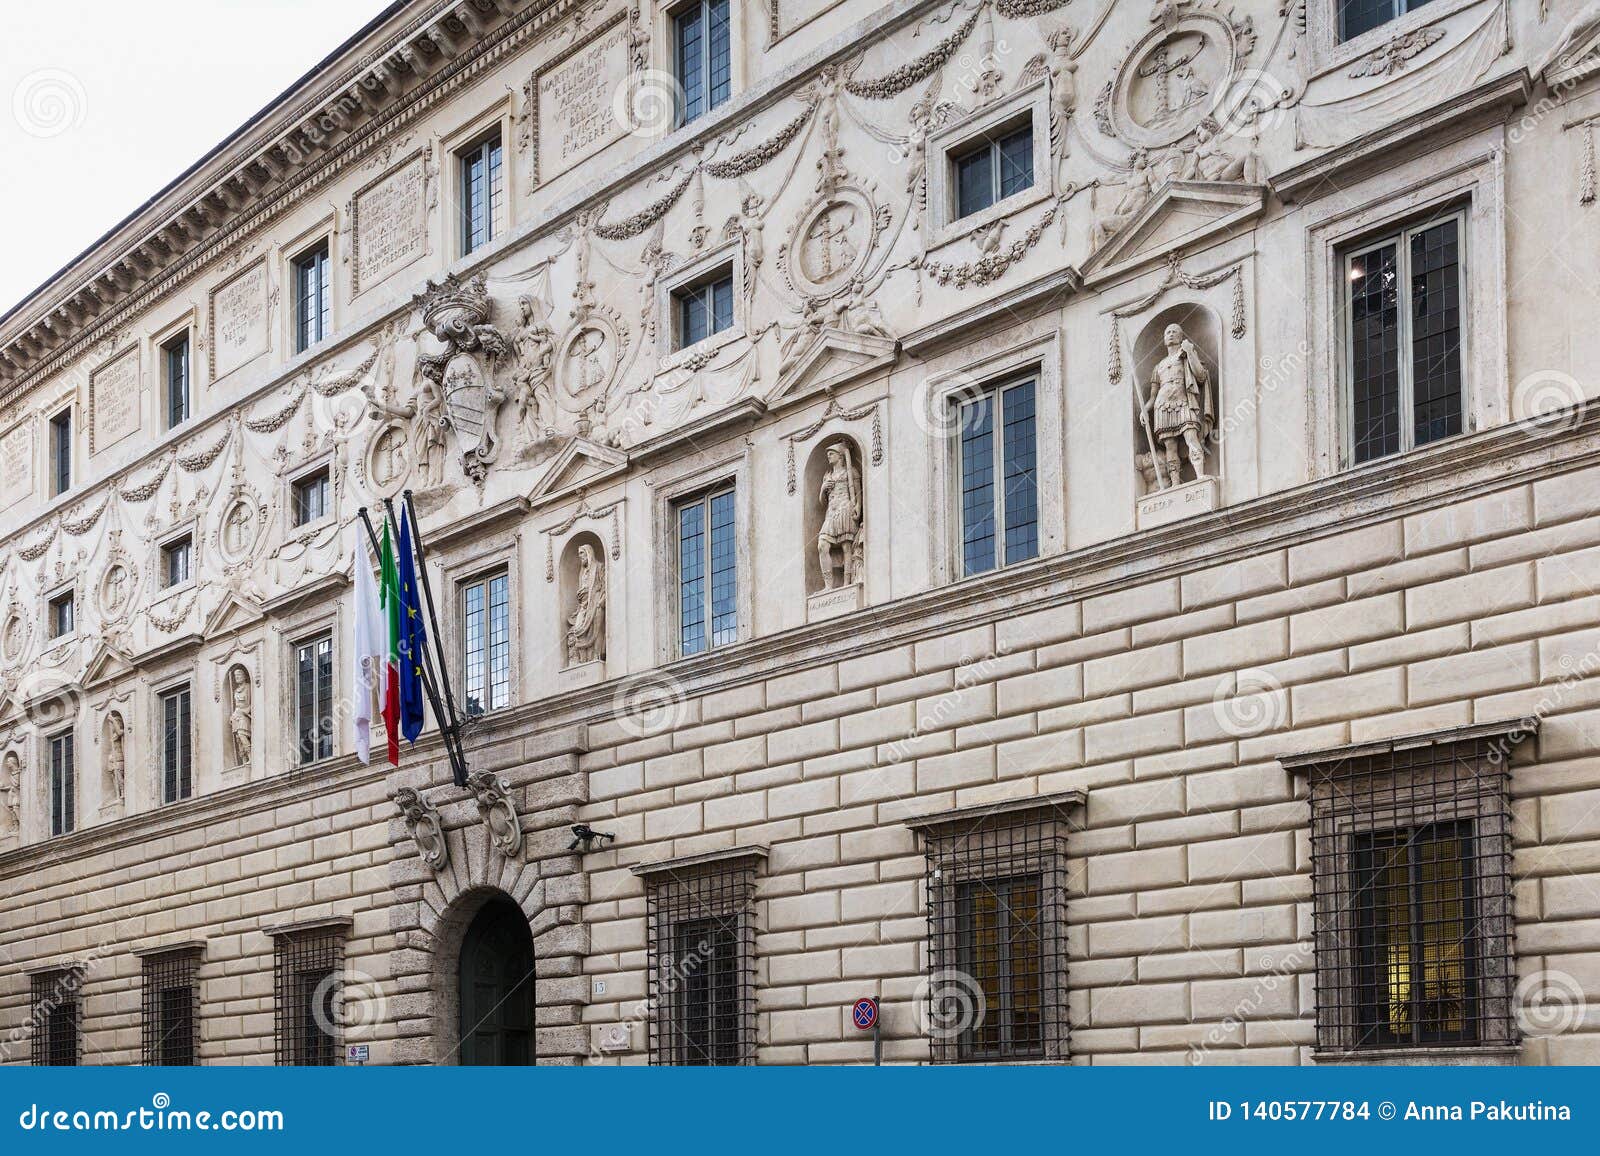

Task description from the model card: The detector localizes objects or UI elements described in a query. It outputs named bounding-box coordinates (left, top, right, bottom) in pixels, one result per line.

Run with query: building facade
left=2, top=0, right=1600, bottom=1066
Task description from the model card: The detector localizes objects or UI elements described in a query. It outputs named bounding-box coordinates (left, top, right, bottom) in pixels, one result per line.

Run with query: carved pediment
left=1082, top=182, right=1267, bottom=288
left=202, top=592, right=265, bottom=639
left=82, top=640, right=139, bottom=690
left=766, top=328, right=898, bottom=413
left=529, top=437, right=629, bottom=509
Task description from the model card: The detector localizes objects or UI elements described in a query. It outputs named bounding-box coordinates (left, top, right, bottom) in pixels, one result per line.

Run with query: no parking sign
left=852, top=997, right=878, bottom=1031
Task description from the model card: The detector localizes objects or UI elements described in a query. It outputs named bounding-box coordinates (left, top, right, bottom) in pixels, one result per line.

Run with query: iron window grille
left=31, top=967, right=84, bottom=1066
left=908, top=794, right=1080, bottom=1064
left=142, top=949, right=201, bottom=1065
left=635, top=849, right=763, bottom=1066
left=273, top=926, right=345, bottom=1066
left=1287, top=723, right=1525, bottom=1056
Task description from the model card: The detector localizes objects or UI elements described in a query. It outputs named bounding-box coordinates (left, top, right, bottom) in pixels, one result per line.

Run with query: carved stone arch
left=387, top=728, right=591, bottom=1064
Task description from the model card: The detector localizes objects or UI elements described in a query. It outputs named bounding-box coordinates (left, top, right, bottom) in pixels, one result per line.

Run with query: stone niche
left=558, top=529, right=607, bottom=689
left=803, top=433, right=866, bottom=621
left=1131, top=302, right=1221, bottom=531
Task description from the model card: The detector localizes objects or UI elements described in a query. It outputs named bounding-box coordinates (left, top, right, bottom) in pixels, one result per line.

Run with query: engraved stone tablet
left=0, top=421, right=33, bottom=508
left=210, top=260, right=271, bottom=379
left=90, top=348, right=141, bottom=453
left=537, top=17, right=631, bottom=181
left=353, top=154, right=428, bottom=294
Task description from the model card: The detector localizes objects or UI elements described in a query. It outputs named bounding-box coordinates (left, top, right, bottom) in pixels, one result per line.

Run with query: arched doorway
left=457, top=895, right=536, bottom=1065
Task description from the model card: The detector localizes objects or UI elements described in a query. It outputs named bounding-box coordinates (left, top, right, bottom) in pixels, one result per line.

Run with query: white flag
left=351, top=544, right=385, bottom=764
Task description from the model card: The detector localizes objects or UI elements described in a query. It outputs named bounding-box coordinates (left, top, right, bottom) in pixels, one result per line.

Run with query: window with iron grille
left=272, top=926, right=344, bottom=1066
left=908, top=794, right=1079, bottom=1063
left=160, top=685, right=193, bottom=804
left=634, top=849, right=762, bottom=1065
left=141, top=949, right=201, bottom=1065
left=30, top=968, right=83, bottom=1066
left=1286, top=723, right=1524, bottom=1057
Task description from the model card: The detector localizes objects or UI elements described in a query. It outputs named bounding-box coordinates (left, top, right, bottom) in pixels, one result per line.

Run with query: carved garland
left=922, top=204, right=1058, bottom=288
left=1106, top=254, right=1247, bottom=384
left=1565, top=117, right=1598, bottom=205
left=594, top=170, right=696, bottom=241
left=243, top=386, right=309, bottom=434
left=118, top=456, right=176, bottom=503
left=146, top=591, right=197, bottom=634
left=543, top=498, right=623, bottom=582
left=702, top=104, right=815, bottom=180
left=784, top=399, right=884, bottom=495
left=844, top=4, right=982, bottom=100
left=994, top=0, right=1075, bottom=15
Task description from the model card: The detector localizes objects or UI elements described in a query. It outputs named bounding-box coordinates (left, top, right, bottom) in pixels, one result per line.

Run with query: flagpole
left=399, top=490, right=472, bottom=759
left=359, top=506, right=470, bottom=788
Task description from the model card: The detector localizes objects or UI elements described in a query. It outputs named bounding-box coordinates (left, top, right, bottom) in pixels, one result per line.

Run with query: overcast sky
left=0, top=1, right=384, bottom=318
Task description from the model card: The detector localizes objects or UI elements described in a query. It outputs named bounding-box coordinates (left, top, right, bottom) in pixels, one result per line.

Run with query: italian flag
left=379, top=521, right=402, bottom=766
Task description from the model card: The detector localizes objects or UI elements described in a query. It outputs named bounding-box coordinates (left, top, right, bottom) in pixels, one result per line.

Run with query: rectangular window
left=676, top=486, right=737, bottom=657
left=459, top=130, right=504, bottom=256
left=641, top=855, right=759, bottom=1065
left=1344, top=212, right=1464, bottom=465
left=49, top=730, right=75, bottom=837
left=296, top=633, right=334, bottom=765
left=273, top=929, right=342, bottom=1066
left=1298, top=730, right=1517, bottom=1055
left=142, top=950, right=200, bottom=1066
left=915, top=800, right=1072, bottom=1063
left=292, top=469, right=330, bottom=526
left=1338, top=0, right=1433, bottom=41
left=461, top=569, right=511, bottom=716
left=163, top=332, right=191, bottom=429
left=48, top=590, right=75, bottom=639
left=30, top=970, right=82, bottom=1066
left=674, top=0, right=731, bottom=125
left=49, top=409, right=72, bottom=495
left=953, top=122, right=1035, bottom=219
left=957, top=377, right=1039, bottom=577
left=292, top=241, right=331, bottom=353
left=161, top=685, right=193, bottom=804
left=674, top=268, right=735, bottom=349
left=162, top=535, right=193, bottom=588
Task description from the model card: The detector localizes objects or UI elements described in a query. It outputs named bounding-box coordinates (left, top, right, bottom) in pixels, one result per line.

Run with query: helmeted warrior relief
left=414, top=273, right=511, bottom=484
left=227, top=665, right=252, bottom=766
left=104, top=712, right=126, bottom=801
left=565, top=541, right=607, bottom=665
left=1138, top=322, right=1214, bottom=490
left=816, top=442, right=863, bottom=590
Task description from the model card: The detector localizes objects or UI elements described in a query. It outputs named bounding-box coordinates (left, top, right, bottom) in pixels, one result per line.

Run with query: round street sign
left=852, top=997, right=879, bottom=1031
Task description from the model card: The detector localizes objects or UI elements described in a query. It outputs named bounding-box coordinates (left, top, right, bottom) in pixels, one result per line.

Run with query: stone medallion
left=1096, top=11, right=1255, bottom=151
left=0, top=611, right=27, bottom=664
left=98, top=562, right=133, bottom=620
left=782, top=186, right=881, bottom=300
left=218, top=494, right=262, bottom=564
left=365, top=421, right=411, bottom=498
left=556, top=309, right=628, bottom=414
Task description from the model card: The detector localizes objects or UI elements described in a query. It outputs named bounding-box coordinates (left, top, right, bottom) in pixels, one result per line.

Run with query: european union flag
left=397, top=507, right=427, bottom=743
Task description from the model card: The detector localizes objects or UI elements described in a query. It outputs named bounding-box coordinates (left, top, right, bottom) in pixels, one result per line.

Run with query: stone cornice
left=630, top=845, right=770, bottom=877
left=903, top=790, right=1086, bottom=832
left=1279, top=717, right=1540, bottom=771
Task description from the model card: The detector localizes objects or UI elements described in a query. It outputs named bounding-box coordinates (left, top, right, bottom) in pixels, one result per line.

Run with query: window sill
left=1312, top=0, right=1482, bottom=80
left=1313, top=1045, right=1520, bottom=1066
left=661, top=326, right=743, bottom=374
left=928, top=183, right=1049, bottom=257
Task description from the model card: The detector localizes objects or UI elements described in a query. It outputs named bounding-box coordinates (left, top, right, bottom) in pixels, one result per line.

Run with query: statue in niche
left=1138, top=322, right=1214, bottom=490
left=816, top=443, right=863, bottom=590
left=1092, top=150, right=1159, bottom=249
left=565, top=542, right=607, bottom=666
left=103, top=712, right=126, bottom=801
left=1, top=750, right=20, bottom=832
left=1181, top=118, right=1260, bottom=184
left=414, top=273, right=511, bottom=484
left=227, top=666, right=253, bottom=766
left=511, top=294, right=556, bottom=442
